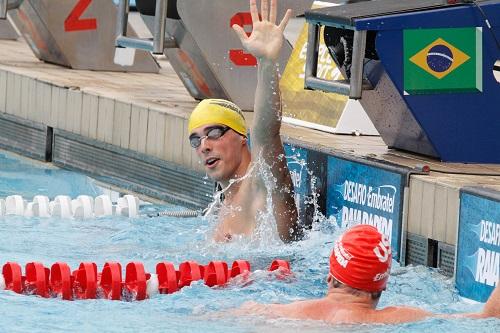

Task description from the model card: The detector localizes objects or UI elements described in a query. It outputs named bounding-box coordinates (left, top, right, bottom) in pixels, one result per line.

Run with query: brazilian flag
left=404, top=27, right=482, bottom=94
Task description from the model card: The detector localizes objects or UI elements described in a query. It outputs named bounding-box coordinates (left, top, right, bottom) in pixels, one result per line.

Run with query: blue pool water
left=0, top=149, right=498, bottom=333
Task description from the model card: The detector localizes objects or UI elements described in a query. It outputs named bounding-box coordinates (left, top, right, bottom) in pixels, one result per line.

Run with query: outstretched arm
left=388, top=283, right=500, bottom=322
left=463, top=282, right=500, bottom=319
left=232, top=0, right=299, bottom=242
left=481, top=282, right=500, bottom=317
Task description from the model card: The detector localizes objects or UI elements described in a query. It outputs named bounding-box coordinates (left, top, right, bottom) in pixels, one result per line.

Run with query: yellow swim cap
left=188, top=99, right=247, bottom=136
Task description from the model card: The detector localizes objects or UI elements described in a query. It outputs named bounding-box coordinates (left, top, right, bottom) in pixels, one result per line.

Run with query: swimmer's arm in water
left=388, top=281, right=500, bottom=321
left=479, top=281, right=500, bottom=318
left=444, top=281, right=500, bottom=319
left=233, top=0, right=300, bottom=242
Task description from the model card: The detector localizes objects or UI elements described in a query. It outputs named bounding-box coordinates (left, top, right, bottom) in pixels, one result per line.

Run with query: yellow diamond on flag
left=409, top=38, right=470, bottom=79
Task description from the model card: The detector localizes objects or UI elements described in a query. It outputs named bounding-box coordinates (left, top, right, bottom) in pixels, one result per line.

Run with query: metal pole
left=304, top=23, right=319, bottom=86
left=0, top=0, right=8, bottom=19
left=153, top=0, right=167, bottom=54
left=116, top=0, right=129, bottom=46
left=349, top=30, right=367, bottom=99
left=115, top=36, right=154, bottom=52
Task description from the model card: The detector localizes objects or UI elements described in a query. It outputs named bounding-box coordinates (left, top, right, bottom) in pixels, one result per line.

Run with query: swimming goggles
left=189, top=126, right=230, bottom=148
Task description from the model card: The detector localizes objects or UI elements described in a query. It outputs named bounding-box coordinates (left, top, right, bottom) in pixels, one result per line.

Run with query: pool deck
left=1, top=36, right=500, bottom=256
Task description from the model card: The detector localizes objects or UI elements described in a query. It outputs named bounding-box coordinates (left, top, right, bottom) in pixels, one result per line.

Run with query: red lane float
left=230, top=260, right=251, bottom=278
left=100, top=262, right=122, bottom=300
left=74, top=262, right=98, bottom=299
left=2, top=262, right=23, bottom=293
left=50, top=262, right=72, bottom=300
left=0, top=259, right=291, bottom=302
left=156, top=262, right=178, bottom=294
left=178, top=261, right=203, bottom=288
left=204, top=261, right=229, bottom=287
left=125, top=262, right=147, bottom=301
left=269, top=259, right=291, bottom=273
left=25, top=262, right=50, bottom=298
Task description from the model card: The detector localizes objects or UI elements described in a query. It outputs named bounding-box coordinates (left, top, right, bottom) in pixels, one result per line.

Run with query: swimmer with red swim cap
left=239, top=225, right=500, bottom=324
left=187, top=0, right=300, bottom=243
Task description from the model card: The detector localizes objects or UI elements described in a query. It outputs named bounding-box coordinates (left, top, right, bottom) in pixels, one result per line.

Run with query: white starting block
left=5, top=0, right=159, bottom=72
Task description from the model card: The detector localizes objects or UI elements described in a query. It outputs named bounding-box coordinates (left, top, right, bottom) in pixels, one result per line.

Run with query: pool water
left=0, top=149, right=497, bottom=333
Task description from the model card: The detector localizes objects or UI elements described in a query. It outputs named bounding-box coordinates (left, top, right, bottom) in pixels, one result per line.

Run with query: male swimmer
left=188, top=0, right=300, bottom=242
left=239, top=224, right=500, bottom=323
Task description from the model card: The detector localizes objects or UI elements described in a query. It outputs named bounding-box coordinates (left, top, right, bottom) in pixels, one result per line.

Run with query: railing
left=304, top=23, right=371, bottom=100
left=115, top=0, right=175, bottom=54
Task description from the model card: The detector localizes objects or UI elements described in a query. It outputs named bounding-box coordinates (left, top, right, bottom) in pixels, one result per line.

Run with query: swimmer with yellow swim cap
left=188, top=0, right=300, bottom=243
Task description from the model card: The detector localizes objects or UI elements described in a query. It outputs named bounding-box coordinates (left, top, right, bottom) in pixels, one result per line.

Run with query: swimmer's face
left=190, top=124, right=248, bottom=182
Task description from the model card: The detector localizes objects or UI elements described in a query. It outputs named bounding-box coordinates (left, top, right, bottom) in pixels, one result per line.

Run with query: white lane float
left=77, top=195, right=94, bottom=218
left=0, top=273, right=5, bottom=290
left=71, top=199, right=93, bottom=220
left=116, top=195, right=140, bottom=218
left=32, top=195, right=51, bottom=218
left=94, top=195, right=113, bottom=217
left=0, top=199, right=5, bottom=216
left=24, top=202, right=34, bottom=217
left=5, top=195, right=25, bottom=215
left=146, top=273, right=159, bottom=298
left=1, top=194, right=141, bottom=219
left=51, top=195, right=73, bottom=218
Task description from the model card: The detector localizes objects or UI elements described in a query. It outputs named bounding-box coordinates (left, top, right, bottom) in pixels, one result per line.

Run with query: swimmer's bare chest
left=213, top=178, right=266, bottom=241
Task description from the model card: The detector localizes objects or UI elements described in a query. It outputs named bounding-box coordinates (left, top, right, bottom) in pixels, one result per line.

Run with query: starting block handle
left=304, top=23, right=369, bottom=99
left=116, top=0, right=173, bottom=54
left=116, top=0, right=130, bottom=39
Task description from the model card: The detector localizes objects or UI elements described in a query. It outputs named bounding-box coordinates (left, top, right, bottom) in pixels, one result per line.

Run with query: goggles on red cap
left=329, top=225, right=392, bottom=292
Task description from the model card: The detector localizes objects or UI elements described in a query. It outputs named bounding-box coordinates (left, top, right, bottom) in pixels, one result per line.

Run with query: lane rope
left=0, top=259, right=291, bottom=302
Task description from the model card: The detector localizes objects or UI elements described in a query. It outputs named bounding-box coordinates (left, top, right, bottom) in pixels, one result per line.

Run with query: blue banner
left=326, top=156, right=405, bottom=261
left=456, top=190, right=500, bottom=302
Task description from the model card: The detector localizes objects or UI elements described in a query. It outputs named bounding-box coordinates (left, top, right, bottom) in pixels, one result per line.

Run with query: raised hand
left=232, top=0, right=292, bottom=61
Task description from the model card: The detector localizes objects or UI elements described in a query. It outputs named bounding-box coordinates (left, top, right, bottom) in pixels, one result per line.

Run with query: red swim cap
left=329, top=225, right=392, bottom=292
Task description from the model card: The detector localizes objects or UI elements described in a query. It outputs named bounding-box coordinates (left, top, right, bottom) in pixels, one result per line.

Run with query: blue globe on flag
left=426, top=44, right=453, bottom=72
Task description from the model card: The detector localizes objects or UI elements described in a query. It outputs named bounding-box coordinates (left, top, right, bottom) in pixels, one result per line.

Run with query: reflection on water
left=0, top=149, right=494, bottom=332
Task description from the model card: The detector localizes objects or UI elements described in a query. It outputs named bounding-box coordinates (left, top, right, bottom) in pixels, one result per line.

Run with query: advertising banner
left=326, top=156, right=406, bottom=261
left=456, top=188, right=500, bottom=302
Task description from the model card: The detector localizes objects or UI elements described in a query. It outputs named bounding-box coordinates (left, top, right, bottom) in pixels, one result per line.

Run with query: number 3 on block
left=64, top=0, right=97, bottom=32
left=229, top=12, right=257, bottom=67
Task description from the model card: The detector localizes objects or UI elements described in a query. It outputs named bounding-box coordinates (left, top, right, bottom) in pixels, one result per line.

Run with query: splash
left=201, top=147, right=332, bottom=250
